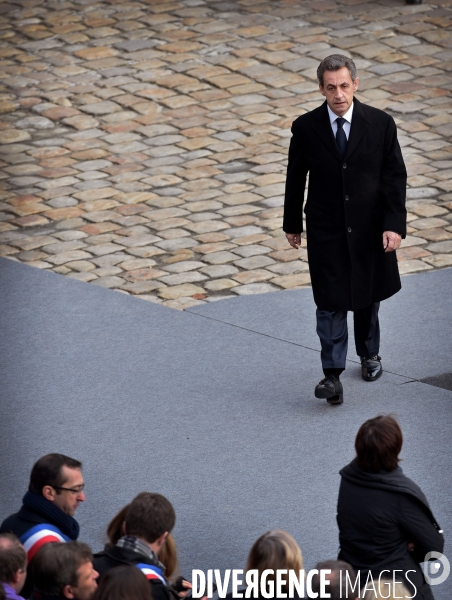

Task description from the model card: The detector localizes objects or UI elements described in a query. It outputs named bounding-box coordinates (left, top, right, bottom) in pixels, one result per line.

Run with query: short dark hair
left=124, top=493, right=175, bottom=544
left=355, top=415, right=403, bottom=472
left=0, top=534, right=27, bottom=583
left=311, top=560, right=357, bottom=600
left=317, top=54, right=357, bottom=86
left=92, top=566, right=152, bottom=600
left=29, top=454, right=82, bottom=495
left=32, top=542, right=93, bottom=596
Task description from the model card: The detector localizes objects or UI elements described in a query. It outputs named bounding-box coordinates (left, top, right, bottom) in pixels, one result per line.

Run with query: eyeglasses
left=52, top=485, right=85, bottom=494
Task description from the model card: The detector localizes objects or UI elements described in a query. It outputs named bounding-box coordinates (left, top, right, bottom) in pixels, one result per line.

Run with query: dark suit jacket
left=283, top=98, right=407, bottom=310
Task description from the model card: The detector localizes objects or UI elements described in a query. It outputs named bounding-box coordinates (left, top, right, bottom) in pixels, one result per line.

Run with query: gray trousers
left=316, top=302, right=380, bottom=369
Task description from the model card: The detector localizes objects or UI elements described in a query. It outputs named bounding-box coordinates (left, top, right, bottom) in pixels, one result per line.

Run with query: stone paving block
left=44, top=240, right=87, bottom=255
left=157, top=283, right=206, bottom=300
left=425, top=240, right=452, bottom=253
left=231, top=244, right=270, bottom=258
left=202, top=251, right=239, bottom=265
left=267, top=260, right=310, bottom=275
left=270, top=273, right=312, bottom=288
left=66, top=260, right=96, bottom=272
left=232, top=282, right=278, bottom=295
left=157, top=271, right=208, bottom=286
left=120, top=281, right=164, bottom=294
left=161, top=260, right=206, bottom=273
left=397, top=259, right=433, bottom=274
left=67, top=271, right=98, bottom=282
left=156, top=238, right=199, bottom=252
left=116, top=234, right=162, bottom=247
left=233, top=255, right=276, bottom=270
left=89, top=243, right=125, bottom=256
left=423, top=254, right=452, bottom=268
left=92, top=275, right=126, bottom=288
left=45, top=250, right=93, bottom=265
left=232, top=269, right=274, bottom=284
left=204, top=278, right=239, bottom=291
left=118, top=258, right=157, bottom=271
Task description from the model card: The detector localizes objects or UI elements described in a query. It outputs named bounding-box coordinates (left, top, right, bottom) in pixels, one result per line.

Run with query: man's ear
left=12, top=569, right=22, bottom=584
left=353, top=77, right=359, bottom=91
left=319, top=84, right=326, bottom=97
left=156, top=531, right=169, bottom=551
left=63, top=584, right=75, bottom=599
left=42, top=485, right=56, bottom=502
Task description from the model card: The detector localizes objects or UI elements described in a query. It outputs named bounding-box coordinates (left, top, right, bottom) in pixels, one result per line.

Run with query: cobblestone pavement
left=1, top=0, right=452, bottom=309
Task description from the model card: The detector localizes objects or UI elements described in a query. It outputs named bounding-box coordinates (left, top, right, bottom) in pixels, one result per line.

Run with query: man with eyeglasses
left=0, top=454, right=85, bottom=597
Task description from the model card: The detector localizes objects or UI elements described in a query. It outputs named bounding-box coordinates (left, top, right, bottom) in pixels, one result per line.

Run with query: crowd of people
left=0, top=416, right=444, bottom=600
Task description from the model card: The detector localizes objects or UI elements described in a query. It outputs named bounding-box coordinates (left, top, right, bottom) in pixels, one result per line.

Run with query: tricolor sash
left=136, top=563, right=166, bottom=584
left=20, top=523, right=71, bottom=561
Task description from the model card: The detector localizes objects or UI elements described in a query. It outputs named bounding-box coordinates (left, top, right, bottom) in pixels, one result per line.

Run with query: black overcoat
left=283, top=98, right=407, bottom=311
left=337, top=460, right=444, bottom=600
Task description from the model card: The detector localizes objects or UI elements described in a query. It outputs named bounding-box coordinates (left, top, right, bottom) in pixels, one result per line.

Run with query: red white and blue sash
left=20, top=523, right=71, bottom=561
left=136, top=563, right=166, bottom=584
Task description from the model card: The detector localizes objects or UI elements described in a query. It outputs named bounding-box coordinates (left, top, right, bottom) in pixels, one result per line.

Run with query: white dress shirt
left=328, top=102, right=354, bottom=140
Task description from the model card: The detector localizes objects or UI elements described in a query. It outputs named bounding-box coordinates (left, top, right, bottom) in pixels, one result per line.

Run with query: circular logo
left=423, top=552, right=450, bottom=586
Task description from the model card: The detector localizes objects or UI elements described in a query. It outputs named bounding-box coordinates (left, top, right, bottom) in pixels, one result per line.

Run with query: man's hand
left=286, top=233, right=301, bottom=249
left=382, top=231, right=402, bottom=253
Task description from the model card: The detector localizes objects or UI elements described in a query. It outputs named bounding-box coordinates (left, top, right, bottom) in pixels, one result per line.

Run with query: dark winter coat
left=0, top=495, right=78, bottom=599
left=93, top=546, right=178, bottom=600
left=283, top=98, right=407, bottom=311
left=337, top=459, right=444, bottom=600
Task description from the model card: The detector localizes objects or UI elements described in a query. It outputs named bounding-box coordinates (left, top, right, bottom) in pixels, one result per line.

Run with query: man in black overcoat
left=283, top=54, right=407, bottom=404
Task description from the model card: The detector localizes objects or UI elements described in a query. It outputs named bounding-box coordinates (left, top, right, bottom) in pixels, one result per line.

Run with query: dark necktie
left=336, top=117, right=347, bottom=157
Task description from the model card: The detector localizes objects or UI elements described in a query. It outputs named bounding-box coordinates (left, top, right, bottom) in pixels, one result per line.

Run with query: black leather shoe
left=406, top=0, right=422, bottom=4
left=315, top=376, right=343, bottom=405
left=361, top=355, right=382, bottom=381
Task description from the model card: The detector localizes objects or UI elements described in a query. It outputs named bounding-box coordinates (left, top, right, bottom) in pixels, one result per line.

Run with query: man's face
left=65, top=561, right=98, bottom=600
left=319, top=67, right=358, bottom=116
left=52, top=467, right=86, bottom=517
left=17, top=561, right=27, bottom=593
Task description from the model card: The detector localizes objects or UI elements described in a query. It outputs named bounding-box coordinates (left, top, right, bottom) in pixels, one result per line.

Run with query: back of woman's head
left=106, top=505, right=129, bottom=549
left=355, top=414, right=402, bottom=472
left=92, top=566, right=152, bottom=600
left=246, top=530, right=303, bottom=576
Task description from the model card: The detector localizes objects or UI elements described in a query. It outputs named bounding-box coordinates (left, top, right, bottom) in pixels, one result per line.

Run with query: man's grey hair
left=317, top=54, right=357, bottom=86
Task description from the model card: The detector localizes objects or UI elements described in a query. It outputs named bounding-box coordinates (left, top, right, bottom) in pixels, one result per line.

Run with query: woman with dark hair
left=91, top=566, right=152, bottom=600
left=337, top=415, right=444, bottom=600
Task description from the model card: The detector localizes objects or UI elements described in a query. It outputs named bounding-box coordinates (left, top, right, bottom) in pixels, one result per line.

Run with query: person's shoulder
left=0, top=513, right=17, bottom=532
left=356, top=98, right=394, bottom=124
left=93, top=546, right=134, bottom=573
left=0, top=510, right=27, bottom=535
left=292, top=103, right=324, bottom=131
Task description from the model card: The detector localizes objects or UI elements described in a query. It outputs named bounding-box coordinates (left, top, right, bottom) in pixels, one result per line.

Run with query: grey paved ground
left=1, top=0, right=452, bottom=309
left=0, top=258, right=451, bottom=598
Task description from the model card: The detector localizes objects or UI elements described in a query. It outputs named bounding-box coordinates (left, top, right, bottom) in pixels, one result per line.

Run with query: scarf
left=22, top=491, right=80, bottom=540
